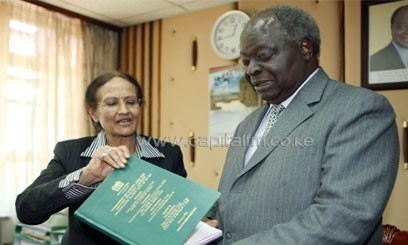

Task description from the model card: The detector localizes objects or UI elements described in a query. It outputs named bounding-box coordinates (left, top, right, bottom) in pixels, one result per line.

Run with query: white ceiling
left=36, top=0, right=238, bottom=27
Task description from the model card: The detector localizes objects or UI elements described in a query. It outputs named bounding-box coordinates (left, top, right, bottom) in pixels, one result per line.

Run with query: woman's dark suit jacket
left=15, top=135, right=187, bottom=244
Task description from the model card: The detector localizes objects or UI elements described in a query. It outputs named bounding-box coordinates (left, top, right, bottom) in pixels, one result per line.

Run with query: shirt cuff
left=59, top=168, right=100, bottom=200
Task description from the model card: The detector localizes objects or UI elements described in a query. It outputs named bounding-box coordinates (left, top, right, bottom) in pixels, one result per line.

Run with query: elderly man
left=208, top=5, right=399, bottom=245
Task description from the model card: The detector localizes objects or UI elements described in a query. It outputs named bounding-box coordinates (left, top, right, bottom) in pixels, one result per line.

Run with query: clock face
left=211, top=11, right=250, bottom=60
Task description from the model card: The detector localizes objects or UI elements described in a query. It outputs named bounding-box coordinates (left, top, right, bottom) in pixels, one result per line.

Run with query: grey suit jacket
left=370, top=42, right=406, bottom=72
left=214, top=68, right=399, bottom=244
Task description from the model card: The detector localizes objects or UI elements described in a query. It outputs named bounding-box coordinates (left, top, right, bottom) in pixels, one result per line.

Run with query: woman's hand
left=79, top=146, right=131, bottom=186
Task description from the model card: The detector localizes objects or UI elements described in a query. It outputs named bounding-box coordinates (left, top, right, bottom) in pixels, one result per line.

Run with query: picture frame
left=208, top=64, right=259, bottom=146
left=361, top=0, right=408, bottom=90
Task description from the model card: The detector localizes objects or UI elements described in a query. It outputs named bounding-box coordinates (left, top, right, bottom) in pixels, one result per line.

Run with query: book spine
left=74, top=211, right=139, bottom=245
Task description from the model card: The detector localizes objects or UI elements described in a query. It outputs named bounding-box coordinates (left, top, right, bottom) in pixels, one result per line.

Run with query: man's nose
left=246, top=61, right=261, bottom=78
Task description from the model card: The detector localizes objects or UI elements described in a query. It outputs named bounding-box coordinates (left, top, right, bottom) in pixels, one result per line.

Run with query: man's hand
left=206, top=219, right=219, bottom=228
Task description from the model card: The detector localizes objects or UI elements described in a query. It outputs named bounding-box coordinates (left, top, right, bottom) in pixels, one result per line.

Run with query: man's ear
left=87, top=107, right=98, bottom=123
left=300, top=38, right=313, bottom=61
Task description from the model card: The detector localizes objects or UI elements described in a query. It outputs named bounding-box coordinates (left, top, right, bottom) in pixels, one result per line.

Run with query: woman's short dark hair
left=85, top=71, right=144, bottom=131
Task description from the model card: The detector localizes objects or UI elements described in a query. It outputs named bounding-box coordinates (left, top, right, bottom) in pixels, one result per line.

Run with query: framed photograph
left=208, top=64, right=259, bottom=146
left=361, top=0, right=408, bottom=90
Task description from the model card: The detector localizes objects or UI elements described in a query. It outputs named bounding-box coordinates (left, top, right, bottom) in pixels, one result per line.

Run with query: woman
left=15, top=71, right=187, bottom=244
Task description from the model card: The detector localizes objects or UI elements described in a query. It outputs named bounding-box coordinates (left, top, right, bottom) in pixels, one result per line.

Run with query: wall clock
left=210, top=10, right=250, bottom=60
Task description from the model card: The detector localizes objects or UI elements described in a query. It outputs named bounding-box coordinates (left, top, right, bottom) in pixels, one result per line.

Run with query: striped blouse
left=58, top=131, right=165, bottom=200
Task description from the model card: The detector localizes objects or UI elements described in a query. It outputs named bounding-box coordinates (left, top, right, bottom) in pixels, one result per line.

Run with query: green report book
left=74, top=156, right=221, bottom=245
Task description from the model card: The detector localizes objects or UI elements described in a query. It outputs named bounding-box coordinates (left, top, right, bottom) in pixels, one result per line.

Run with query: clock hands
left=229, top=24, right=238, bottom=38
left=220, top=24, right=238, bottom=40
left=211, top=11, right=249, bottom=59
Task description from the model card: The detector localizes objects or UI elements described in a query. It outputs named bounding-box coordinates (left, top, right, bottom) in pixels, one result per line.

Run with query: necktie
left=263, top=104, right=284, bottom=137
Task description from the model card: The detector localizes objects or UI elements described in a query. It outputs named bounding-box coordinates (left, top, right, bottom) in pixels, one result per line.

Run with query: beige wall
left=161, top=4, right=237, bottom=190
left=161, top=0, right=408, bottom=229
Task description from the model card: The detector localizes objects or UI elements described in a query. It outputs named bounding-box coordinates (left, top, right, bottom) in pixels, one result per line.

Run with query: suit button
left=225, top=231, right=231, bottom=239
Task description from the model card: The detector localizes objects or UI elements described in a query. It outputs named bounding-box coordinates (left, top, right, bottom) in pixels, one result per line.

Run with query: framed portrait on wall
left=208, top=64, right=259, bottom=146
left=361, top=0, right=408, bottom=90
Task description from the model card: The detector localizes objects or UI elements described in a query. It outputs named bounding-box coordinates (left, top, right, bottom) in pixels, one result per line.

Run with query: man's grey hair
left=250, top=5, right=321, bottom=57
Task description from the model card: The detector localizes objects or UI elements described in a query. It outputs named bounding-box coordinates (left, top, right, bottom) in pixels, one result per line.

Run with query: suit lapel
left=238, top=68, right=329, bottom=177
left=227, top=105, right=269, bottom=179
